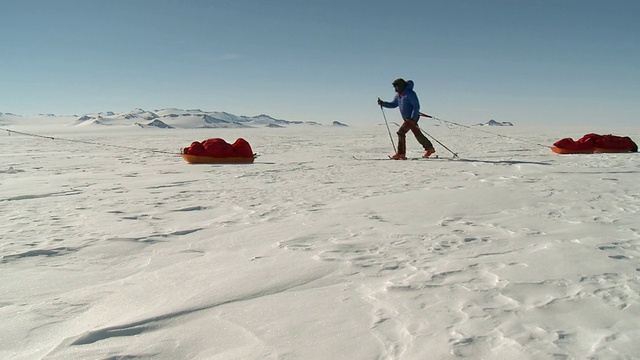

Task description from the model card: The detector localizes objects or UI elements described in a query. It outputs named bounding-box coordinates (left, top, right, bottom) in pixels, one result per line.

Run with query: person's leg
left=407, top=121, right=434, bottom=150
left=396, top=121, right=412, bottom=156
left=407, top=121, right=436, bottom=157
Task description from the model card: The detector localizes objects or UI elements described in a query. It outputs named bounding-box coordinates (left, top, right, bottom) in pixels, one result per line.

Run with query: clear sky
left=1, top=0, right=638, bottom=126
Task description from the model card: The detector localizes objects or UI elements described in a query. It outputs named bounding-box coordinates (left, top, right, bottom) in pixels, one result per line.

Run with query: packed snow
left=1, top=114, right=639, bottom=359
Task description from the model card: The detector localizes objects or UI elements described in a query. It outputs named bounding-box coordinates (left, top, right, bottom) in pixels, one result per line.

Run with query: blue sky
left=1, top=0, right=638, bottom=126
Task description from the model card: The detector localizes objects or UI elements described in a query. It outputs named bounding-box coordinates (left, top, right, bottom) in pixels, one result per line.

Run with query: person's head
left=392, top=78, right=406, bottom=93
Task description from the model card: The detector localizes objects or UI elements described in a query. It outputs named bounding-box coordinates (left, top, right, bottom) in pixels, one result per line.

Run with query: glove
left=377, top=98, right=383, bottom=106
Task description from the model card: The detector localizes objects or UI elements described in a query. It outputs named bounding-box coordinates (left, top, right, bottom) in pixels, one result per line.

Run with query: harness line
left=1, top=127, right=179, bottom=156
left=420, top=113, right=550, bottom=149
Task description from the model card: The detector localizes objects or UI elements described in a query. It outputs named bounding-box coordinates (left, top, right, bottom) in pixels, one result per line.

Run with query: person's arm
left=379, top=95, right=399, bottom=109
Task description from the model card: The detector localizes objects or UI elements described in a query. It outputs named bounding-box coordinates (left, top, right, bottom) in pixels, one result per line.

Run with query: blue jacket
left=380, top=80, right=420, bottom=121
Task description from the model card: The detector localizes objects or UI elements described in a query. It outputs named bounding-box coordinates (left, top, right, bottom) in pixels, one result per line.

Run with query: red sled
left=551, top=133, right=637, bottom=154
left=181, top=138, right=255, bottom=163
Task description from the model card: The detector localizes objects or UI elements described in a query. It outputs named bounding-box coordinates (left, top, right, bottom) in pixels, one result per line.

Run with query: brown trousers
left=397, top=119, right=433, bottom=155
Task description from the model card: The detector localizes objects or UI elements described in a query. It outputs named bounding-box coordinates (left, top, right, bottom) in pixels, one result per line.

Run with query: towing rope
left=1, top=127, right=180, bottom=156
left=420, top=113, right=551, bottom=149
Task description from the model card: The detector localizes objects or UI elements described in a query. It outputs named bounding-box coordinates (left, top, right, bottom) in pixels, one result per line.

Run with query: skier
left=378, top=78, right=435, bottom=159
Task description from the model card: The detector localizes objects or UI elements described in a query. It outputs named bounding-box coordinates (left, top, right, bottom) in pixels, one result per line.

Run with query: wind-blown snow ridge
left=65, top=271, right=330, bottom=347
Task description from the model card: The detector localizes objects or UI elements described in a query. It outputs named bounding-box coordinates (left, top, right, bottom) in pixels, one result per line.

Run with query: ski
left=351, top=157, right=391, bottom=160
left=352, top=155, right=457, bottom=161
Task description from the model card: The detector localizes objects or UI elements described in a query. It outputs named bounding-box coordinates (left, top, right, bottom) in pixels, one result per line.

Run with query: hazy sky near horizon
left=1, top=0, right=638, bottom=125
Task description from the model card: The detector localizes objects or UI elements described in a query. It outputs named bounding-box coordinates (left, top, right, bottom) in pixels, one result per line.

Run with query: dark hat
left=392, top=78, right=406, bottom=87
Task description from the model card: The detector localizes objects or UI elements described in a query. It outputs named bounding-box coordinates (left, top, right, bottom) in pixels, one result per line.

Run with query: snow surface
left=1, top=117, right=639, bottom=359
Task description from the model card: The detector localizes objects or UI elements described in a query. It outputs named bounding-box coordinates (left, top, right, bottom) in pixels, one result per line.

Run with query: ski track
left=1, top=126, right=639, bottom=359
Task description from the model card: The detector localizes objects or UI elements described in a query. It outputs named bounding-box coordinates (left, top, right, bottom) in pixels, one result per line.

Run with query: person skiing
left=377, top=78, right=435, bottom=159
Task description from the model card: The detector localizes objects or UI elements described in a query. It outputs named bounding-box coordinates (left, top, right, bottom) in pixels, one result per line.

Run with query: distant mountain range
left=0, top=109, right=333, bottom=128
left=74, top=108, right=325, bottom=128
left=475, top=119, right=513, bottom=126
left=3, top=109, right=510, bottom=128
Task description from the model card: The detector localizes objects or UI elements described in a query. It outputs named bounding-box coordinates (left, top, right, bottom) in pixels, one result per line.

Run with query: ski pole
left=420, top=128, right=459, bottom=158
left=380, top=104, right=397, bottom=154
